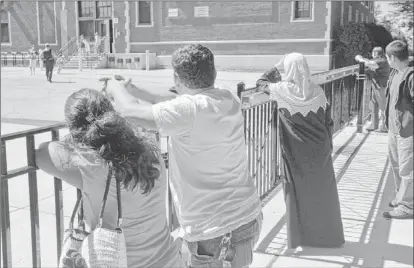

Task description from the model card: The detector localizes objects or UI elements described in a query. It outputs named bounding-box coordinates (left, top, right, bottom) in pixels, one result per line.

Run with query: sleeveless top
left=73, top=149, right=183, bottom=267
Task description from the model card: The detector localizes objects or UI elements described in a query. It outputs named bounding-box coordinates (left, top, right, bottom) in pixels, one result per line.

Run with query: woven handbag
left=59, top=189, right=89, bottom=268
left=81, top=166, right=128, bottom=268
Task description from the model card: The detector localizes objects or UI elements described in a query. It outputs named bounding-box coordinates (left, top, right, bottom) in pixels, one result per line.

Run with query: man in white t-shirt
left=106, top=44, right=262, bottom=267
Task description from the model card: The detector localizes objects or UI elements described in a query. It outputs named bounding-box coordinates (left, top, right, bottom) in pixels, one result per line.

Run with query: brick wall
left=0, top=1, right=82, bottom=53
left=131, top=41, right=326, bottom=55
left=158, top=1, right=328, bottom=41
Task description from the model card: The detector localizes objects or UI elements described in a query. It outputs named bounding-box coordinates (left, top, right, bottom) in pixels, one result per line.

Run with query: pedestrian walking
left=256, top=53, right=345, bottom=249
left=383, top=40, right=413, bottom=219
left=28, top=44, right=38, bottom=75
left=55, top=53, right=64, bottom=74
left=41, top=43, right=55, bottom=82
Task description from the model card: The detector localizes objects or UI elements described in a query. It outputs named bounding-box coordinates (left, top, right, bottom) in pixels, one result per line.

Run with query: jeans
left=45, top=62, right=54, bottom=81
left=183, top=213, right=262, bottom=268
left=388, top=133, right=413, bottom=213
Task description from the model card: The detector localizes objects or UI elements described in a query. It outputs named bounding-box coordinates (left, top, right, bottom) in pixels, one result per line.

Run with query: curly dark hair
left=171, top=44, right=217, bottom=89
left=64, top=88, right=160, bottom=194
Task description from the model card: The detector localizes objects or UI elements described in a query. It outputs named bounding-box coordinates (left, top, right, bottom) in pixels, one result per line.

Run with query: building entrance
left=77, top=1, right=113, bottom=53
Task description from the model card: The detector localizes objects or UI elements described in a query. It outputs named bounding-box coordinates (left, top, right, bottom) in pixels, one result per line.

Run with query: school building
left=1, top=1, right=375, bottom=71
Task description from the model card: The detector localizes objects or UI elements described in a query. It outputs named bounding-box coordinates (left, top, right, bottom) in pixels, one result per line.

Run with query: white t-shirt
left=152, top=87, right=261, bottom=242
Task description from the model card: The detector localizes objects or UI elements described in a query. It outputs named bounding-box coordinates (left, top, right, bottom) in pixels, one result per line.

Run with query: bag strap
left=98, top=163, right=123, bottom=228
left=69, top=188, right=84, bottom=230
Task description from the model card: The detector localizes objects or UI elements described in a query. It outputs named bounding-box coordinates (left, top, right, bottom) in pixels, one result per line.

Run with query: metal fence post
left=78, top=37, right=82, bottom=71
left=145, top=50, right=150, bottom=71
left=356, top=62, right=366, bottom=133
left=1, top=141, right=12, bottom=268
left=237, top=82, right=245, bottom=99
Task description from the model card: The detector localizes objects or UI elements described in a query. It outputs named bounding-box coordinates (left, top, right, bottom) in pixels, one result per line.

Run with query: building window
left=355, top=9, right=359, bottom=22
left=361, top=13, right=364, bottom=22
left=292, top=1, right=313, bottom=21
left=78, top=0, right=94, bottom=18
left=136, top=1, right=153, bottom=26
left=340, top=1, right=344, bottom=25
left=348, top=5, right=352, bottom=22
left=0, top=10, right=11, bottom=44
left=96, top=1, right=112, bottom=18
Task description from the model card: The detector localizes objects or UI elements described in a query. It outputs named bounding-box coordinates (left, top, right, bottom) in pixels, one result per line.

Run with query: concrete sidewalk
left=1, top=67, right=263, bottom=124
left=251, top=124, right=413, bottom=268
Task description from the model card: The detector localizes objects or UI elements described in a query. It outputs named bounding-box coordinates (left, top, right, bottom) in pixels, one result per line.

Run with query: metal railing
left=1, top=63, right=368, bottom=268
left=1, top=52, right=29, bottom=67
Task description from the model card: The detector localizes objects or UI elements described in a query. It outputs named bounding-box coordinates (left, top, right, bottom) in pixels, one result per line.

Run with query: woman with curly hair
left=35, top=88, right=185, bottom=267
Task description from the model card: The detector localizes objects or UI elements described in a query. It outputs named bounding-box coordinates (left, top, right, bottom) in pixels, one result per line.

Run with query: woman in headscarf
left=256, top=53, right=345, bottom=249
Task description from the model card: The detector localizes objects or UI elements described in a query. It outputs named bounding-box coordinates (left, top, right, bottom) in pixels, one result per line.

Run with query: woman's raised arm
left=256, top=67, right=282, bottom=95
left=35, top=141, right=83, bottom=189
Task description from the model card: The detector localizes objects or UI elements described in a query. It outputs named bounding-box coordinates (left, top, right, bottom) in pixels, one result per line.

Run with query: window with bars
left=0, top=10, right=10, bottom=43
left=136, top=1, right=152, bottom=26
left=96, top=1, right=112, bottom=18
left=293, top=1, right=313, bottom=20
left=78, top=0, right=94, bottom=18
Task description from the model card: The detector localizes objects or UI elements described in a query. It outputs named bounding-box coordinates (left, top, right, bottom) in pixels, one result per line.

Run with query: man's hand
left=355, top=55, right=364, bottom=62
left=105, top=76, right=132, bottom=97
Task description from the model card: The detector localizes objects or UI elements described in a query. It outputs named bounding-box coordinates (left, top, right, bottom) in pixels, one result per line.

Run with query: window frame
left=78, top=0, right=95, bottom=20
left=348, top=5, right=352, bottom=22
left=291, top=1, right=315, bottom=22
left=96, top=0, right=112, bottom=19
left=36, top=1, right=58, bottom=46
left=355, top=9, right=359, bottom=23
left=135, top=1, right=154, bottom=27
left=0, top=10, right=11, bottom=45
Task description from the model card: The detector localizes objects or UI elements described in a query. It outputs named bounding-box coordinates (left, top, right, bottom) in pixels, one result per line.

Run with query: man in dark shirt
left=383, top=40, right=413, bottom=219
left=41, top=43, right=55, bottom=83
left=356, top=47, right=391, bottom=132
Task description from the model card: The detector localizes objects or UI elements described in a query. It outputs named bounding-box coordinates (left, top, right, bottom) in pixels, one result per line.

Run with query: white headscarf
left=269, top=53, right=329, bottom=116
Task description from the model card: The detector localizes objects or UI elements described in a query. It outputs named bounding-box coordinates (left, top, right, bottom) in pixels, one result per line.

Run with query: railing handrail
left=0, top=123, right=66, bottom=142
left=239, top=64, right=360, bottom=96
left=57, top=36, right=78, bottom=55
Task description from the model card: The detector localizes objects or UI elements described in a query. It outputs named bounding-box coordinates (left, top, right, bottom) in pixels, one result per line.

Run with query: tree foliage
left=375, top=1, right=413, bottom=51
left=390, top=1, right=414, bottom=32
left=332, top=22, right=393, bottom=68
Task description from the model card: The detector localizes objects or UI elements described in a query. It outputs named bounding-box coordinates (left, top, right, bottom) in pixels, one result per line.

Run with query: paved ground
left=1, top=67, right=413, bottom=267
left=1, top=67, right=263, bottom=124
left=251, top=123, right=413, bottom=268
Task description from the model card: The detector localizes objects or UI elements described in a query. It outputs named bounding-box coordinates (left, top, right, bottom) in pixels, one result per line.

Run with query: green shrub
left=332, top=22, right=393, bottom=68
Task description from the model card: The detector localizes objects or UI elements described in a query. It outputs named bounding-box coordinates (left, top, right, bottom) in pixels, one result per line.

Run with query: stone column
left=124, top=1, right=130, bottom=53
left=60, top=1, right=69, bottom=56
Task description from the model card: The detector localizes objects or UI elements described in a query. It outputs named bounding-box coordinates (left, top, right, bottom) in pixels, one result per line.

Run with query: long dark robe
left=257, top=67, right=345, bottom=249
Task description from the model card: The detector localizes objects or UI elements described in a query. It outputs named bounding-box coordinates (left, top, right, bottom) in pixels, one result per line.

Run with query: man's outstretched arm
left=125, top=83, right=177, bottom=104
left=355, top=55, right=379, bottom=70
left=107, top=80, right=158, bottom=130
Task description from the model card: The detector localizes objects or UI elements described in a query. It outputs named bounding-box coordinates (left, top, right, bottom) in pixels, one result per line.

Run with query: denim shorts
left=183, top=213, right=263, bottom=268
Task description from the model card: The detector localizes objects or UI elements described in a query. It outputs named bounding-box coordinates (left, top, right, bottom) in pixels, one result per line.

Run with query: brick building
left=1, top=1, right=374, bottom=71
